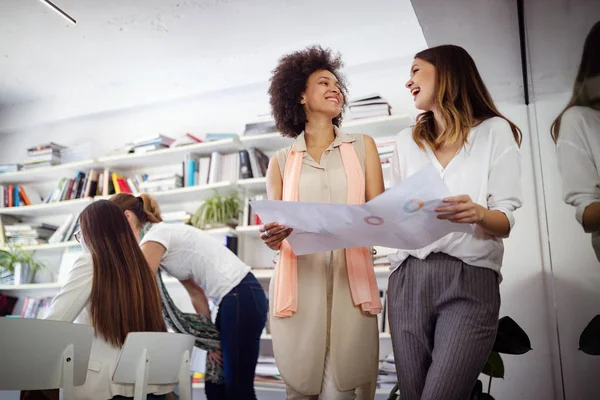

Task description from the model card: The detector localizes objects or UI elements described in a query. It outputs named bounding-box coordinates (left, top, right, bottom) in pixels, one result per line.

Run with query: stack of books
left=0, top=163, right=21, bottom=174
left=4, top=223, right=59, bottom=246
left=348, top=94, right=392, bottom=120
left=138, top=173, right=183, bottom=193
left=131, top=135, right=175, bottom=153
left=242, top=118, right=277, bottom=136
left=23, top=142, right=66, bottom=169
left=162, top=211, right=192, bottom=224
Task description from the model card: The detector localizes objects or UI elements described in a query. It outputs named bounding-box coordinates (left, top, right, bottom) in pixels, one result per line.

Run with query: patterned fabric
left=142, top=223, right=224, bottom=384
left=157, top=269, right=224, bottom=383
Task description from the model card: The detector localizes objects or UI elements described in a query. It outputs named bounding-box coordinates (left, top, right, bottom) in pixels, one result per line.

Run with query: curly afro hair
left=268, top=45, right=349, bottom=138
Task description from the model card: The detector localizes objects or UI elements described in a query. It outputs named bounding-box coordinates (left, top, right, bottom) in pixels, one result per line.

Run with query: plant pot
left=13, top=262, right=35, bottom=285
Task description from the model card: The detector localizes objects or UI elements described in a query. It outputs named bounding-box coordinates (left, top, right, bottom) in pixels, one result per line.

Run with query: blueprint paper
left=250, top=165, right=472, bottom=255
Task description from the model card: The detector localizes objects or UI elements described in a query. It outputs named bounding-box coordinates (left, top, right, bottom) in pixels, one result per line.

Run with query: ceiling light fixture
left=39, top=0, right=76, bottom=24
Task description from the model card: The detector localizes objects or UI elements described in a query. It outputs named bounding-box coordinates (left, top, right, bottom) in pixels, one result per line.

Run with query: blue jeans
left=205, top=272, right=268, bottom=400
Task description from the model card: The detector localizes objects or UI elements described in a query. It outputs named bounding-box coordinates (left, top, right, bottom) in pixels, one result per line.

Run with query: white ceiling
left=0, top=0, right=423, bottom=111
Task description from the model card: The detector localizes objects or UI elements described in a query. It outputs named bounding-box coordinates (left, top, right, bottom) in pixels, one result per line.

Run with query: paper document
left=250, top=166, right=472, bottom=255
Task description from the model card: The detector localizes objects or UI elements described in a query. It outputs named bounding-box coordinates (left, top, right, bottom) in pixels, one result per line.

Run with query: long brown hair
left=110, top=193, right=163, bottom=224
left=551, top=20, right=600, bottom=142
left=412, top=45, right=522, bottom=150
left=79, top=200, right=166, bottom=347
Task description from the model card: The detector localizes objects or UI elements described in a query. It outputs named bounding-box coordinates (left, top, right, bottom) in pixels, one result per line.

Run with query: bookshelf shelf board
left=235, top=225, right=261, bottom=235
left=239, top=114, right=412, bottom=152
left=0, top=282, right=62, bottom=291
left=201, top=227, right=236, bottom=235
left=97, top=138, right=242, bottom=171
left=238, top=177, right=267, bottom=192
left=0, top=197, right=92, bottom=217
left=0, top=241, right=80, bottom=252
left=96, top=181, right=237, bottom=204
left=240, top=134, right=294, bottom=152
left=341, top=114, right=412, bottom=137
left=0, top=160, right=98, bottom=185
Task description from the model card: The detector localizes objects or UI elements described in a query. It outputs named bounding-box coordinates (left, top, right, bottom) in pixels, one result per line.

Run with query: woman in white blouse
left=110, top=193, right=267, bottom=400
left=388, top=44, right=523, bottom=400
left=552, top=20, right=600, bottom=260
left=45, top=200, right=171, bottom=400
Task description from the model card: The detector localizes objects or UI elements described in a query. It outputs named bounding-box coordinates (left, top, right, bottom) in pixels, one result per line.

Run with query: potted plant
left=191, top=191, right=241, bottom=230
left=387, top=316, right=532, bottom=400
left=0, top=246, right=45, bottom=285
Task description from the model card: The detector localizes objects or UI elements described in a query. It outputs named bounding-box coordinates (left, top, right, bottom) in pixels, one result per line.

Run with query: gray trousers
left=387, top=253, right=500, bottom=400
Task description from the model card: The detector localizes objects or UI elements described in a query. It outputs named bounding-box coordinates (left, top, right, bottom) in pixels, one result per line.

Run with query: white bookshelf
left=98, top=138, right=242, bottom=170
left=238, top=177, right=268, bottom=192
left=0, top=197, right=92, bottom=217
left=0, top=115, right=401, bottom=348
left=0, top=240, right=79, bottom=252
left=0, top=160, right=99, bottom=185
left=239, top=114, right=411, bottom=151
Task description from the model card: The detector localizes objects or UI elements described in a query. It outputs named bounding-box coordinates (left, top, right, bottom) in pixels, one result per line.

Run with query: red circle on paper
left=364, top=216, right=384, bottom=226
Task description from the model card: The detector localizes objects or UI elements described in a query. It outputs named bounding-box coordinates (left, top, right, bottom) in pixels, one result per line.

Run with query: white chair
left=0, top=318, right=94, bottom=399
left=113, top=331, right=195, bottom=400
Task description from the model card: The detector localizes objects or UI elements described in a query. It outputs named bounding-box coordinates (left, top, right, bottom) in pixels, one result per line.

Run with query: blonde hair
left=412, top=45, right=522, bottom=150
left=110, top=193, right=162, bottom=224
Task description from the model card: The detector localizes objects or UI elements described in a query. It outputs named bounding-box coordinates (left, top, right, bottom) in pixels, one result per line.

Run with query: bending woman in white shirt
left=110, top=193, right=267, bottom=400
left=45, top=200, right=170, bottom=400
left=388, top=44, right=523, bottom=400
left=551, top=20, right=600, bottom=260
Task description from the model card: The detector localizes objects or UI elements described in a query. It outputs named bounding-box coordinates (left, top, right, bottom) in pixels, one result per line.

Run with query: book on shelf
left=138, top=174, right=182, bottom=193
left=0, top=163, right=22, bottom=173
left=3, top=223, right=59, bottom=247
left=42, top=170, right=99, bottom=204
left=19, top=296, right=53, bottom=319
left=204, top=133, right=238, bottom=141
left=0, top=185, right=43, bottom=208
left=132, top=134, right=175, bottom=149
left=242, top=194, right=265, bottom=227
left=48, top=214, right=80, bottom=244
left=239, top=148, right=269, bottom=180
left=242, top=118, right=277, bottom=137
left=169, top=133, right=203, bottom=148
left=162, top=211, right=192, bottom=225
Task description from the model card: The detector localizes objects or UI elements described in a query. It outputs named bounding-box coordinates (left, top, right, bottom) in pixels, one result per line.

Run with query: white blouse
left=140, top=222, right=251, bottom=305
left=388, top=116, right=523, bottom=275
left=556, top=106, right=600, bottom=260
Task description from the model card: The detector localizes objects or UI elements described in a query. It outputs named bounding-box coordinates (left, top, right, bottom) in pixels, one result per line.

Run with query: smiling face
left=406, top=58, right=437, bottom=112
left=301, top=69, right=344, bottom=119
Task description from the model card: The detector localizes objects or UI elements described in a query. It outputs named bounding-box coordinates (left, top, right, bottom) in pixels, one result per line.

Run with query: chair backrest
left=113, top=331, right=195, bottom=384
left=0, top=318, right=94, bottom=390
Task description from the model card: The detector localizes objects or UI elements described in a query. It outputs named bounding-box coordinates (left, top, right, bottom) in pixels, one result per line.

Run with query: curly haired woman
left=259, top=45, right=384, bottom=399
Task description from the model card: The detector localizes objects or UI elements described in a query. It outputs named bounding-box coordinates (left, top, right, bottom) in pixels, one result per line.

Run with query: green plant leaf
left=493, top=316, right=532, bottom=355
left=579, top=314, right=600, bottom=355
left=482, top=351, right=504, bottom=379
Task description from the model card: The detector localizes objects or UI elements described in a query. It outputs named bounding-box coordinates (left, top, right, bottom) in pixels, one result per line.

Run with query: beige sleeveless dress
left=269, top=128, right=380, bottom=397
